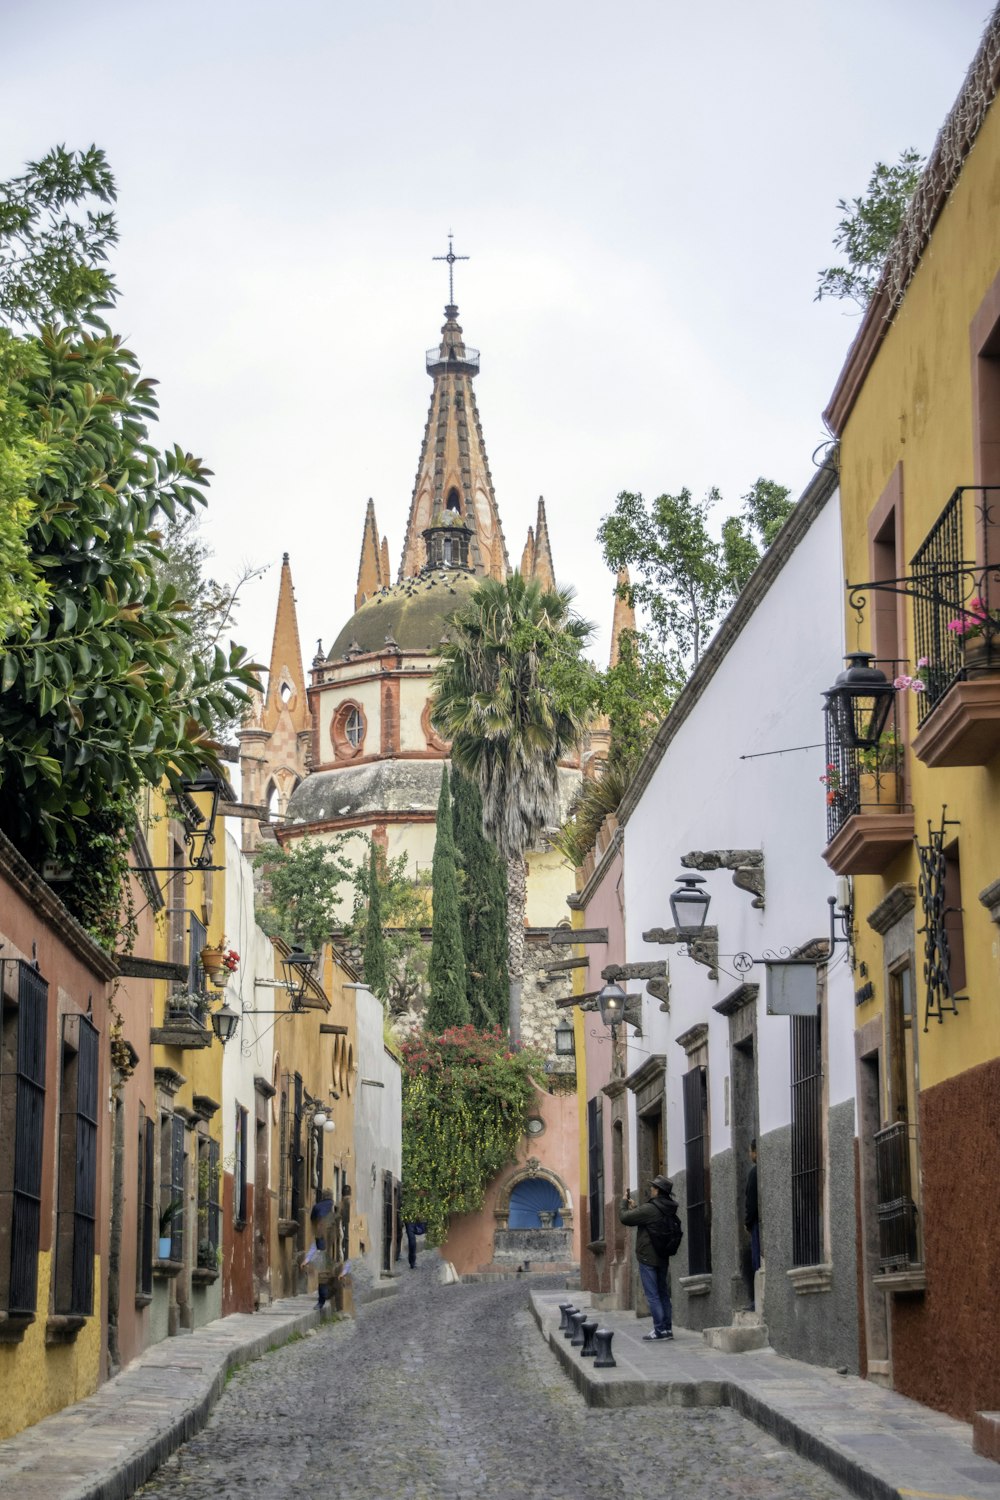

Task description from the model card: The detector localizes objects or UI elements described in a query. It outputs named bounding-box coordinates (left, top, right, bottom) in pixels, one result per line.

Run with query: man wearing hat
left=619, top=1175, right=681, bottom=1341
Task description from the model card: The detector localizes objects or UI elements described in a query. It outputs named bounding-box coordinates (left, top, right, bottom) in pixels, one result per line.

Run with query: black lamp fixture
left=210, top=1002, right=240, bottom=1045
left=823, top=651, right=895, bottom=751
left=554, top=1015, right=575, bottom=1057
left=596, top=982, right=627, bottom=1039
left=178, top=766, right=230, bottom=870
left=281, top=945, right=317, bottom=1011
left=669, top=875, right=711, bottom=938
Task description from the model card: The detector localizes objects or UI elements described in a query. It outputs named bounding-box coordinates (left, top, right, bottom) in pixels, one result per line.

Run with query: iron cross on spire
left=433, top=232, right=469, bottom=307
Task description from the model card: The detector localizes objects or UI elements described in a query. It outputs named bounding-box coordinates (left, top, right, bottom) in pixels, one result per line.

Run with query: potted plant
left=159, top=1198, right=183, bottom=1260
left=947, top=595, right=999, bottom=668
left=857, top=728, right=902, bottom=806
left=200, top=939, right=240, bottom=985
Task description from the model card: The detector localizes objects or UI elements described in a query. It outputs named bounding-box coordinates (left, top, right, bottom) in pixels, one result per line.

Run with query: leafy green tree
left=343, top=844, right=430, bottom=1016
left=720, top=478, right=794, bottom=596
left=426, top=766, right=469, bottom=1032
left=816, top=148, right=925, bottom=307
left=594, top=627, right=675, bottom=771
left=452, top=769, right=508, bottom=1030
left=431, top=572, right=593, bottom=1041
left=0, top=333, right=48, bottom=639
left=599, top=488, right=726, bottom=673
left=362, top=842, right=388, bottom=1001
left=255, top=837, right=351, bottom=954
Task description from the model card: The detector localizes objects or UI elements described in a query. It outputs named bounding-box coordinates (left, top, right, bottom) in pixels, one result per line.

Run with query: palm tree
left=431, top=572, right=593, bottom=1041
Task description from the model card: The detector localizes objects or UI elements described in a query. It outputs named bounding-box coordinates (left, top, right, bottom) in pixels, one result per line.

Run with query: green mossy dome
left=328, top=569, right=479, bottom=659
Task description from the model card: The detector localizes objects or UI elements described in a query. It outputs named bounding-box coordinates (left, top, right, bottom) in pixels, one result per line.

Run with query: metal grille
left=188, top=915, right=208, bottom=994
left=682, top=1067, right=711, bottom=1275
left=208, top=1138, right=221, bottom=1254
left=587, top=1097, right=604, bottom=1243
left=169, top=1116, right=186, bottom=1261
left=234, top=1105, right=248, bottom=1225
left=278, top=1077, right=290, bottom=1219
left=290, top=1074, right=303, bottom=1229
left=916, top=812, right=967, bottom=1029
left=790, top=1014, right=823, bottom=1267
left=9, top=962, right=48, bottom=1315
left=382, top=1170, right=394, bottom=1274
left=823, top=668, right=904, bottom=844
left=139, top=1114, right=154, bottom=1295
left=910, top=488, right=1000, bottom=721
left=874, top=1122, right=919, bottom=1271
left=56, top=1015, right=98, bottom=1316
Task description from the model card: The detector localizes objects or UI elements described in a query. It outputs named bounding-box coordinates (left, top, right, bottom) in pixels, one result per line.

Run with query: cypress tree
left=426, top=765, right=470, bottom=1032
left=452, top=769, right=509, bottom=1030
left=362, top=842, right=388, bottom=1001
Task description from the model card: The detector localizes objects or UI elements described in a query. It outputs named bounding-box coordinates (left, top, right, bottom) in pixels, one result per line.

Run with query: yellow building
left=822, top=8, right=1000, bottom=1441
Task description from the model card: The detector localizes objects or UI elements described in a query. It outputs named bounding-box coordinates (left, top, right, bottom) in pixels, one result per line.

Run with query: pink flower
left=893, top=675, right=912, bottom=690
left=911, top=678, right=926, bottom=692
left=917, top=657, right=929, bottom=667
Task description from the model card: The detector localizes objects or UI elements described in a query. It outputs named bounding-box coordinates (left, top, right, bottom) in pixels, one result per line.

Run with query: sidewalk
left=0, top=1275, right=398, bottom=1500
left=531, top=1290, right=1000, bottom=1500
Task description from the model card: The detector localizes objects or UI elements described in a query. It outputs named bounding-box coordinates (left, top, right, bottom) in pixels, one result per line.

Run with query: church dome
left=328, top=568, right=480, bottom=660
left=285, top=757, right=445, bottom=827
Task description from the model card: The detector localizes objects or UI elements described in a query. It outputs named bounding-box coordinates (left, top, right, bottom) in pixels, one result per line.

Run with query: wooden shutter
left=683, top=1066, right=711, bottom=1275
left=8, top=963, right=48, bottom=1315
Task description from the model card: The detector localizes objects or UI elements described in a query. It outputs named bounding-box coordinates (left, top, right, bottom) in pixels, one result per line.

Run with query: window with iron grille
left=198, top=1135, right=221, bottom=1265
left=188, top=915, right=207, bottom=996
left=682, top=1066, right=711, bottom=1275
left=587, top=1097, right=604, bottom=1243
left=290, top=1073, right=303, bottom=1229
left=234, top=1105, right=248, bottom=1226
left=137, top=1109, right=154, bottom=1296
left=54, top=1013, right=99, bottom=1316
left=790, top=1010, right=823, bottom=1266
left=0, top=961, right=48, bottom=1318
left=160, top=1113, right=186, bottom=1261
left=278, top=1075, right=290, bottom=1219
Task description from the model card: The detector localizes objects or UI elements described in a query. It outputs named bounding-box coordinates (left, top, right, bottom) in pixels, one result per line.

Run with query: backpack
left=646, top=1198, right=683, bottom=1259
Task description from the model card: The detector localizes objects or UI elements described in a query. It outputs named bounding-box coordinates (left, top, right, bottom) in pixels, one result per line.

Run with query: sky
left=2, top=0, right=995, bottom=670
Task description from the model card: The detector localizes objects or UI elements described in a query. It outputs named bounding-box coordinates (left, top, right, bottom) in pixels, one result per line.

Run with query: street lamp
left=554, top=1016, right=575, bottom=1056
left=281, top=946, right=317, bottom=1011
left=210, top=1002, right=240, bottom=1045
left=669, top=875, right=711, bottom=938
left=596, top=982, right=627, bottom=1039
left=823, top=652, right=895, bottom=751
left=177, top=766, right=231, bottom=870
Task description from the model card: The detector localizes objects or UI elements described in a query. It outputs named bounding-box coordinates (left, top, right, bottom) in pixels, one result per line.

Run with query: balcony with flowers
left=821, top=662, right=913, bottom=876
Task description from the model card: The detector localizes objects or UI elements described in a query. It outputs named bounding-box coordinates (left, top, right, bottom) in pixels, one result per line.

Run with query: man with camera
left=619, top=1175, right=683, bottom=1341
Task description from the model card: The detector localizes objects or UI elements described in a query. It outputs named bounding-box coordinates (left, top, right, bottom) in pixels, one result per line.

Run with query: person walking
left=745, top=1139, right=760, bottom=1309
left=619, top=1175, right=682, bottom=1341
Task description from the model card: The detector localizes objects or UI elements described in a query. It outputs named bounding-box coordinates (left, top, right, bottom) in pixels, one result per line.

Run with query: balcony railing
left=910, top=487, right=1000, bottom=723
left=823, top=669, right=905, bottom=845
left=426, top=344, right=480, bottom=374
left=874, top=1121, right=919, bottom=1271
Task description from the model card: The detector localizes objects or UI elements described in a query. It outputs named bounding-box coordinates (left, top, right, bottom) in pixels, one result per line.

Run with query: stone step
left=733, top=1308, right=764, bottom=1328
left=702, top=1323, right=770, bottom=1353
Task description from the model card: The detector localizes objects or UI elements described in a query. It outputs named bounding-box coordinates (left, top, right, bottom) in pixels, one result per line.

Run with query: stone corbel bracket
left=642, top=926, right=719, bottom=982
left=601, top=959, right=670, bottom=1015
left=681, top=849, right=765, bottom=911
left=979, top=876, right=1000, bottom=925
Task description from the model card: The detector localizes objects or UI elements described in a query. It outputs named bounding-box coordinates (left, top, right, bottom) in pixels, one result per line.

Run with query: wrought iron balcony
left=426, top=344, right=480, bottom=375
left=874, top=1121, right=920, bottom=1272
left=822, top=677, right=913, bottom=873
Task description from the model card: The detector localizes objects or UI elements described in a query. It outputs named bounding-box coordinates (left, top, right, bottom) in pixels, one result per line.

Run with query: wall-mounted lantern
left=210, top=1002, right=240, bottom=1045
left=554, top=1016, right=575, bottom=1056
left=823, top=652, right=895, bottom=751
left=596, top=982, right=627, bottom=1039
left=178, top=766, right=231, bottom=869
left=668, top=874, right=711, bottom=938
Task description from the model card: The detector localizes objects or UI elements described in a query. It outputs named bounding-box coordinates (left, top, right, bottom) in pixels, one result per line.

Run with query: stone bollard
left=593, top=1328, right=616, bottom=1368
left=570, top=1309, right=588, bottom=1347
left=580, top=1318, right=599, bottom=1357
left=562, top=1306, right=579, bottom=1338
left=557, top=1301, right=575, bottom=1332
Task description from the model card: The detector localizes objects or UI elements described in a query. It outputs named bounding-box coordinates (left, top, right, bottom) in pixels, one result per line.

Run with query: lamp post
left=823, top=652, right=894, bottom=751
left=669, top=875, right=711, bottom=938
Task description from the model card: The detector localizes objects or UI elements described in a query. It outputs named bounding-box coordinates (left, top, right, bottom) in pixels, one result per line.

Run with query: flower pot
left=859, top=770, right=898, bottom=809
left=961, top=634, right=993, bottom=671
left=158, top=1235, right=173, bottom=1260
left=200, top=945, right=226, bottom=983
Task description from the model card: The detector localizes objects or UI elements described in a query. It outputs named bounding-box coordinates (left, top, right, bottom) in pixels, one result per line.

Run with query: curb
left=531, top=1298, right=899, bottom=1500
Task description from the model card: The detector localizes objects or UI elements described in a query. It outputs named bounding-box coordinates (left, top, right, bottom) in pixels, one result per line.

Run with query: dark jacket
left=745, top=1164, right=759, bottom=1231
left=619, top=1192, right=680, bottom=1267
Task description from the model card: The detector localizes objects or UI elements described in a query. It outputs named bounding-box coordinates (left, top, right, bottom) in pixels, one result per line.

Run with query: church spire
left=398, top=249, right=510, bottom=583
left=263, top=553, right=309, bottom=734
left=355, top=498, right=390, bottom=609
left=528, top=496, right=556, bottom=591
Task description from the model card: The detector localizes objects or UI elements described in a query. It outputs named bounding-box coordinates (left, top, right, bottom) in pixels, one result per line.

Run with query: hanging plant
left=401, top=1025, right=544, bottom=1245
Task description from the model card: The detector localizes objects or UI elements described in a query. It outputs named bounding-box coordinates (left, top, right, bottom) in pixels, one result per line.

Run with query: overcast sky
left=3, top=1, right=994, bottom=669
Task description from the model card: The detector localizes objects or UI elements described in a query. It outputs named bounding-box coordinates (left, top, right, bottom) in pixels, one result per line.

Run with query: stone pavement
left=531, top=1289, right=1000, bottom=1500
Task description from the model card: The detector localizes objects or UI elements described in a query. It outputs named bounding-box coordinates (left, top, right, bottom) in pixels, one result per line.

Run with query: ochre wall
left=0, top=1255, right=103, bottom=1440
left=890, top=1056, right=1000, bottom=1420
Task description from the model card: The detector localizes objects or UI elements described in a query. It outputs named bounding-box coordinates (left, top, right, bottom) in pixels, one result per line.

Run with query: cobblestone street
left=136, top=1258, right=851, bottom=1500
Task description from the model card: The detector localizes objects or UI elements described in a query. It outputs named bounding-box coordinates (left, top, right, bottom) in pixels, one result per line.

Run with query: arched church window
left=332, top=700, right=366, bottom=759
left=442, top=536, right=453, bottom=565
left=445, top=487, right=462, bottom=513
left=279, top=680, right=293, bottom=703
left=345, top=707, right=363, bottom=747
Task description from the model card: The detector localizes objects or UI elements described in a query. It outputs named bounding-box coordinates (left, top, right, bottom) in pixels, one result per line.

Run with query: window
left=234, top=1106, right=248, bottom=1227
left=137, top=1109, right=154, bottom=1297
left=942, top=840, right=967, bottom=996
left=278, top=1075, right=291, bottom=1220
left=682, top=1066, right=711, bottom=1275
left=198, top=1136, right=221, bottom=1267
left=161, top=1113, right=186, bottom=1261
left=877, top=962, right=921, bottom=1269
left=587, top=1097, right=605, bottom=1243
left=332, top=701, right=366, bottom=759
left=345, top=707, right=363, bottom=747
left=0, top=960, right=48, bottom=1318
left=291, top=1074, right=303, bottom=1229
left=54, top=1014, right=99, bottom=1317
left=790, top=1010, right=823, bottom=1267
